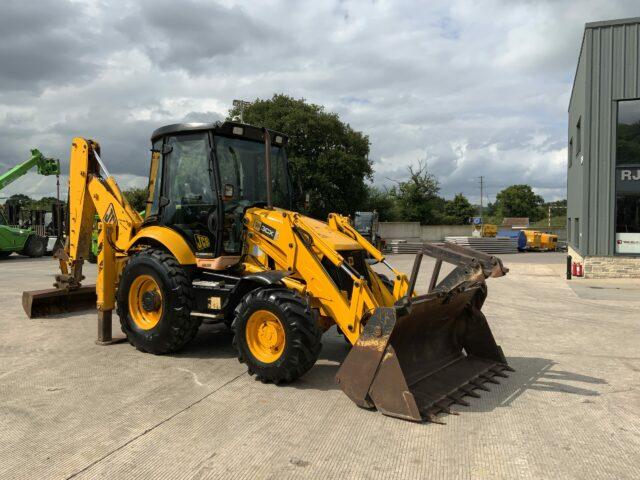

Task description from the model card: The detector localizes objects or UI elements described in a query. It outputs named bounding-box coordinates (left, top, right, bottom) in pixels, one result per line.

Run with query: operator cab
left=146, top=121, right=292, bottom=258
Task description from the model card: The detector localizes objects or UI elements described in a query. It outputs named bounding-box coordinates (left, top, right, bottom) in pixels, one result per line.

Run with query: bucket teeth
left=448, top=394, right=470, bottom=407
left=480, top=373, right=500, bottom=384
left=435, top=402, right=458, bottom=415
left=426, top=413, right=446, bottom=425
left=490, top=368, right=509, bottom=378
left=470, top=379, right=490, bottom=391
left=460, top=386, right=481, bottom=398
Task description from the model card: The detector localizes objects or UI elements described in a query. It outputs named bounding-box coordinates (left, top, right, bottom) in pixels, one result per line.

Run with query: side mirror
left=159, top=196, right=170, bottom=208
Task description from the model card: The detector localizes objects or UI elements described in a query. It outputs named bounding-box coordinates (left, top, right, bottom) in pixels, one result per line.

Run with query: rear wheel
left=233, top=287, right=322, bottom=383
left=23, top=235, right=45, bottom=258
left=117, top=249, right=201, bottom=354
left=0, top=251, right=12, bottom=259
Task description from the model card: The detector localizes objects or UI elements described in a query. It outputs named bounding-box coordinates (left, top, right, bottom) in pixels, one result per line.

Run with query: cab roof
left=150, top=121, right=288, bottom=146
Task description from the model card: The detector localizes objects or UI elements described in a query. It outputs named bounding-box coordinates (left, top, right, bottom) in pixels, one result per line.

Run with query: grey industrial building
left=568, top=17, right=640, bottom=277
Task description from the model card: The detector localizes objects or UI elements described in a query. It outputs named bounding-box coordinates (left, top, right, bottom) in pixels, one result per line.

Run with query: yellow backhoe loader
left=23, top=122, right=511, bottom=422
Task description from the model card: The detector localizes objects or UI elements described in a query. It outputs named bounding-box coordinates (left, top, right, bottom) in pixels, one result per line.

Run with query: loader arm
left=243, top=208, right=383, bottom=344
left=326, top=213, right=410, bottom=298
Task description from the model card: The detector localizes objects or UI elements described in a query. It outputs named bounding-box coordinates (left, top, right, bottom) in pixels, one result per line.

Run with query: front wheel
left=233, top=287, right=322, bottom=384
left=116, top=249, right=201, bottom=354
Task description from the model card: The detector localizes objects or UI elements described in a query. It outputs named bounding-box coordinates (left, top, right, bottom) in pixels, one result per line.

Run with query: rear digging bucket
left=336, top=284, right=511, bottom=422
left=23, top=285, right=97, bottom=318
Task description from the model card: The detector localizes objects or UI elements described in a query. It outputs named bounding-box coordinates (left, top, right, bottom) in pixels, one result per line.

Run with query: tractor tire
left=116, top=248, right=201, bottom=354
left=22, top=235, right=45, bottom=258
left=233, top=287, right=322, bottom=384
left=87, top=248, right=98, bottom=264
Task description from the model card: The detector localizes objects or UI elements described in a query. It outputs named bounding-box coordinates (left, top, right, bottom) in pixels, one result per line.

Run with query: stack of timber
left=387, top=240, right=423, bottom=254
left=387, top=238, right=518, bottom=255
left=443, top=236, right=518, bottom=254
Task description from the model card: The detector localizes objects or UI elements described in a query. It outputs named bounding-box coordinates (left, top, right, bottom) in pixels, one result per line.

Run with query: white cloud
left=1, top=0, right=638, bottom=202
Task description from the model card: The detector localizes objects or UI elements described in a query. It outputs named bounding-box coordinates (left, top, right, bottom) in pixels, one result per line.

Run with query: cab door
left=157, top=132, right=218, bottom=255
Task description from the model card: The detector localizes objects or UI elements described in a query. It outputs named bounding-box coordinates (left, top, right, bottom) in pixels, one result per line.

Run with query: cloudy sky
left=1, top=0, right=638, bottom=204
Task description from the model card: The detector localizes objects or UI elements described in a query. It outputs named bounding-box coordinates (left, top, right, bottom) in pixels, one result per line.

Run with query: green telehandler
left=0, top=149, right=60, bottom=258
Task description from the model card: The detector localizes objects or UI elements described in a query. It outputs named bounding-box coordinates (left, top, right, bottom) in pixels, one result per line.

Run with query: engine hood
left=297, top=214, right=362, bottom=251
left=246, top=207, right=362, bottom=252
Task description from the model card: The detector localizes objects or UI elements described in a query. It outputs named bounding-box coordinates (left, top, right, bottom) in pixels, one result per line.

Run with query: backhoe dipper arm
left=60, top=138, right=142, bottom=288
left=23, top=138, right=142, bottom=320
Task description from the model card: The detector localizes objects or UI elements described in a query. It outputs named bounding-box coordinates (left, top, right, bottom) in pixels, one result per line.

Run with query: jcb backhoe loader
left=23, top=121, right=511, bottom=422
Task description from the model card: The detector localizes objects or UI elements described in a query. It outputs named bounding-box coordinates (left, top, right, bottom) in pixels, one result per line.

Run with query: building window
left=568, top=138, right=573, bottom=168
left=574, top=218, right=579, bottom=248
left=615, top=99, right=640, bottom=254
left=576, top=117, right=581, bottom=156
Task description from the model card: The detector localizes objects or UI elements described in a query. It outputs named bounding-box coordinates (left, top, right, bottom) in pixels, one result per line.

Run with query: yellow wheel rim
left=128, top=274, right=163, bottom=330
left=245, top=310, right=286, bottom=363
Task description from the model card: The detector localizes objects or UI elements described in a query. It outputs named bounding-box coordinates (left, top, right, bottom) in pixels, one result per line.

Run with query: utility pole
left=233, top=99, right=252, bottom=123
left=478, top=176, right=484, bottom=219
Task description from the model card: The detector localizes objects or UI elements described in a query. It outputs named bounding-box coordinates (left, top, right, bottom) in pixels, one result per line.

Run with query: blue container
left=517, top=231, right=527, bottom=251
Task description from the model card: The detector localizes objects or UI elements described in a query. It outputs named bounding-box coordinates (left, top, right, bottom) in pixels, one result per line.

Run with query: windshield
left=354, top=212, right=374, bottom=233
left=215, top=136, right=291, bottom=209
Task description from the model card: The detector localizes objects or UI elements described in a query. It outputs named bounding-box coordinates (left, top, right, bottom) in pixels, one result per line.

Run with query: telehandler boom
left=23, top=122, right=511, bottom=422
left=0, top=149, right=60, bottom=258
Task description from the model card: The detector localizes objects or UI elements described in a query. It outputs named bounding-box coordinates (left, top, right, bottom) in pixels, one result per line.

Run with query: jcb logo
left=103, top=204, right=117, bottom=224
left=259, top=222, right=277, bottom=240
left=194, top=234, right=210, bottom=250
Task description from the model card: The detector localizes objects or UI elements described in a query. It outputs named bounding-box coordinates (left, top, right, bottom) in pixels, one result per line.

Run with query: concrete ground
left=0, top=252, right=639, bottom=479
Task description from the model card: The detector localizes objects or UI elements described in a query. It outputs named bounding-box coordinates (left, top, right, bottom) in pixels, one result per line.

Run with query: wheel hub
left=128, top=274, right=163, bottom=330
left=257, top=321, right=282, bottom=349
left=245, top=310, right=286, bottom=363
left=141, top=291, right=161, bottom=312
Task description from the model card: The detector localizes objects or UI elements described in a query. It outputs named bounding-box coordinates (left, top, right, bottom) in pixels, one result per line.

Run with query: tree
left=123, top=188, right=148, bottom=212
left=443, top=193, right=476, bottom=225
left=29, top=196, right=59, bottom=211
left=5, top=193, right=31, bottom=209
left=228, top=94, right=372, bottom=218
left=361, top=186, right=399, bottom=221
left=494, top=184, right=544, bottom=221
left=390, top=161, right=443, bottom=224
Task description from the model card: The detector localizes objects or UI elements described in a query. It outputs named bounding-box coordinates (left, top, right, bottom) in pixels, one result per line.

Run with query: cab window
left=162, top=133, right=216, bottom=252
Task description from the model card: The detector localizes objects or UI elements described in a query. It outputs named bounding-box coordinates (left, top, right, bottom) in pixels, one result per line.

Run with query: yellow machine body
left=473, top=224, right=498, bottom=237
left=523, top=230, right=558, bottom=251
left=23, top=126, right=511, bottom=423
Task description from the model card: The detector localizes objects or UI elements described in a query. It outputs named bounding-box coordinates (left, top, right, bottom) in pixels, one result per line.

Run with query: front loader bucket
left=336, top=244, right=511, bottom=422
left=23, top=285, right=97, bottom=318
